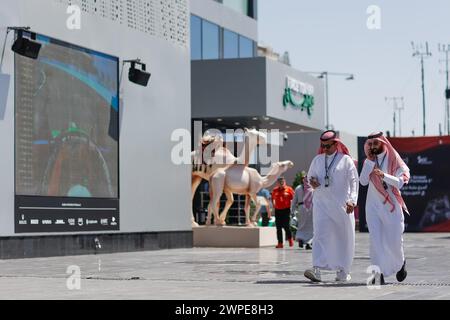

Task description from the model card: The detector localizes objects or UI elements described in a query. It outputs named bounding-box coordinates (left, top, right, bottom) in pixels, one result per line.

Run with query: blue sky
left=259, top=0, right=450, bottom=137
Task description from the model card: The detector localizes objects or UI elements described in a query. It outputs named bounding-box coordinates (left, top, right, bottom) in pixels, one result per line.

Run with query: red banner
left=358, top=135, right=450, bottom=232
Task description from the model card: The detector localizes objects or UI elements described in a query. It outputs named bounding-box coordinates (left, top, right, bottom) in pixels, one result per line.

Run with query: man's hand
left=309, top=177, right=320, bottom=189
left=373, top=168, right=385, bottom=178
left=346, top=202, right=355, bottom=214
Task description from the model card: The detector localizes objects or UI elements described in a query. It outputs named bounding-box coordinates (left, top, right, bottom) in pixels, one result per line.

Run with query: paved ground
left=0, top=232, right=449, bottom=300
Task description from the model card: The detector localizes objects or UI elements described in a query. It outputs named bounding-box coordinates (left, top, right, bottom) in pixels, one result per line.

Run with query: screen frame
left=13, top=30, right=121, bottom=233
left=14, top=30, right=121, bottom=200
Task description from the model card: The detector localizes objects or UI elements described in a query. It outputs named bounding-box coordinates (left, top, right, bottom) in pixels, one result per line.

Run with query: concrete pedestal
left=193, top=226, right=278, bottom=248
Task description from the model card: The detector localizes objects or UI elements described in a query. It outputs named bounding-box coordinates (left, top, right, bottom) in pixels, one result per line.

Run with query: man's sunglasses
left=321, top=142, right=336, bottom=149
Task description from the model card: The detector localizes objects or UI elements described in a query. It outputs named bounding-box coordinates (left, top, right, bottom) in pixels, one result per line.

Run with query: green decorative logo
left=282, top=76, right=314, bottom=117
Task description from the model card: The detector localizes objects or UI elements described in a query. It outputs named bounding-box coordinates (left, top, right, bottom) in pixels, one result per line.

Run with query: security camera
left=283, top=133, right=288, bottom=141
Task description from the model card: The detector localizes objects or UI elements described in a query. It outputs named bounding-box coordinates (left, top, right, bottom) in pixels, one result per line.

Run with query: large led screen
left=15, top=34, right=119, bottom=199
left=14, top=33, right=119, bottom=233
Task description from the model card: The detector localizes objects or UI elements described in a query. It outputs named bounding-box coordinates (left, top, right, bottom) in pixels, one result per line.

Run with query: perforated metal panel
left=54, top=0, right=189, bottom=48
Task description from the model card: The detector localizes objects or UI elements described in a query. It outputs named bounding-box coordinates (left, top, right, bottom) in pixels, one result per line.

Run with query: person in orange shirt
left=271, top=176, right=295, bottom=248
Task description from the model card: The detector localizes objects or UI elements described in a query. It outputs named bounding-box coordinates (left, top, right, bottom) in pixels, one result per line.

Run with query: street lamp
left=345, top=74, right=354, bottom=81
left=305, top=71, right=355, bottom=130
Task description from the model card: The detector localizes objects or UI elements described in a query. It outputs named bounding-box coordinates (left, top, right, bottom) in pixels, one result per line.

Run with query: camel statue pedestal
left=193, top=226, right=278, bottom=248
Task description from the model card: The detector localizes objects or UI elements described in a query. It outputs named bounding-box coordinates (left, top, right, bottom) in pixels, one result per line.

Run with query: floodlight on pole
left=438, top=43, right=450, bottom=135
left=123, top=58, right=151, bottom=87
left=412, top=41, right=432, bottom=136
left=304, top=71, right=355, bottom=130
left=1, top=26, right=42, bottom=71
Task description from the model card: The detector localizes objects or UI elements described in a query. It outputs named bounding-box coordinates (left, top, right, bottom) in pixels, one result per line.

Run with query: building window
left=202, top=20, right=220, bottom=60
left=223, top=29, right=239, bottom=59
left=239, top=35, right=253, bottom=58
left=190, top=15, right=202, bottom=60
left=222, top=0, right=248, bottom=16
left=213, top=0, right=257, bottom=19
left=190, top=14, right=255, bottom=61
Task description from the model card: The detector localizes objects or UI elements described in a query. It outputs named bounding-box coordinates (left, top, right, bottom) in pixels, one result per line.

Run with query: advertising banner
left=358, top=136, right=450, bottom=232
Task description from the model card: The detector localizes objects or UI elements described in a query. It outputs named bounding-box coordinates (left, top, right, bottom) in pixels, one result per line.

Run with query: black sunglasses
left=321, top=142, right=336, bottom=149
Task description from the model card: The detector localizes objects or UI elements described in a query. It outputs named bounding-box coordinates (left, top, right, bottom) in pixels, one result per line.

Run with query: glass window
left=202, top=20, right=220, bottom=60
left=223, top=29, right=238, bottom=59
left=239, top=35, right=254, bottom=58
left=222, top=0, right=248, bottom=16
left=190, top=15, right=202, bottom=60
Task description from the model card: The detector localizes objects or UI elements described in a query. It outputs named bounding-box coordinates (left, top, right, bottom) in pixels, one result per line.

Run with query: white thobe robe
left=291, top=185, right=313, bottom=243
left=308, top=152, right=359, bottom=273
left=360, top=151, right=407, bottom=277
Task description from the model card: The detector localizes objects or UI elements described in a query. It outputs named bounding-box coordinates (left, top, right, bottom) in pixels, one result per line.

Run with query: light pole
left=385, top=97, right=404, bottom=136
left=305, top=71, right=354, bottom=130
left=412, top=42, right=432, bottom=136
left=398, top=98, right=405, bottom=136
left=438, top=43, right=450, bottom=135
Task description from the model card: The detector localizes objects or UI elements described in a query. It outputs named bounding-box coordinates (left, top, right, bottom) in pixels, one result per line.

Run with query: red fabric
left=353, top=205, right=359, bottom=221
left=388, top=136, right=450, bottom=154
left=271, top=186, right=295, bottom=210
left=364, top=135, right=410, bottom=213
left=423, top=220, right=450, bottom=232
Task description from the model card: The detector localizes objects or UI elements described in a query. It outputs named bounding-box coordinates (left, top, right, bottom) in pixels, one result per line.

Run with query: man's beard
left=371, top=147, right=383, bottom=155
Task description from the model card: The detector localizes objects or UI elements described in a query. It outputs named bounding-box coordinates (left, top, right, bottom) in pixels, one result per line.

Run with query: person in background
left=291, top=171, right=314, bottom=250
left=257, top=188, right=272, bottom=226
left=271, top=176, right=295, bottom=248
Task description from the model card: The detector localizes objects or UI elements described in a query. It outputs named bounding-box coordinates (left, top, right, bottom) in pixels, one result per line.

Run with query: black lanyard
left=324, top=152, right=338, bottom=186
left=375, top=153, right=387, bottom=169
left=375, top=153, right=388, bottom=190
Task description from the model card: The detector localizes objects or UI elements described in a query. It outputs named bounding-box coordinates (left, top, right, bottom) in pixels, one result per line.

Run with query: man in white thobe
left=360, top=131, right=410, bottom=285
left=304, top=130, right=359, bottom=282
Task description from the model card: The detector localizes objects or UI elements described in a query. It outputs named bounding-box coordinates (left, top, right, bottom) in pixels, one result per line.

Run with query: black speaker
left=11, top=32, right=41, bottom=60
left=128, top=63, right=151, bottom=87
left=446, top=88, right=450, bottom=100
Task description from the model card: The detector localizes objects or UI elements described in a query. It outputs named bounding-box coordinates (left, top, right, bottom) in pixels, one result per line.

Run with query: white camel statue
left=191, top=128, right=267, bottom=226
left=207, top=160, right=294, bottom=227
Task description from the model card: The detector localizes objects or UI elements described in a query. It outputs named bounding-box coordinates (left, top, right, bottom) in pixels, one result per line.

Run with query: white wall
left=337, top=130, right=358, bottom=160
left=0, top=0, right=192, bottom=236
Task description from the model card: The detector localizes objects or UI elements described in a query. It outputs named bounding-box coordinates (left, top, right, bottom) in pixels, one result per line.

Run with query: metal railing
left=199, top=191, right=247, bottom=225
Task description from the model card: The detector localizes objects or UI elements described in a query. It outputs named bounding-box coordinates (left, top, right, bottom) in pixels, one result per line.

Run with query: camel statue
left=207, top=160, right=294, bottom=227
left=191, top=134, right=235, bottom=227
left=191, top=128, right=267, bottom=226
